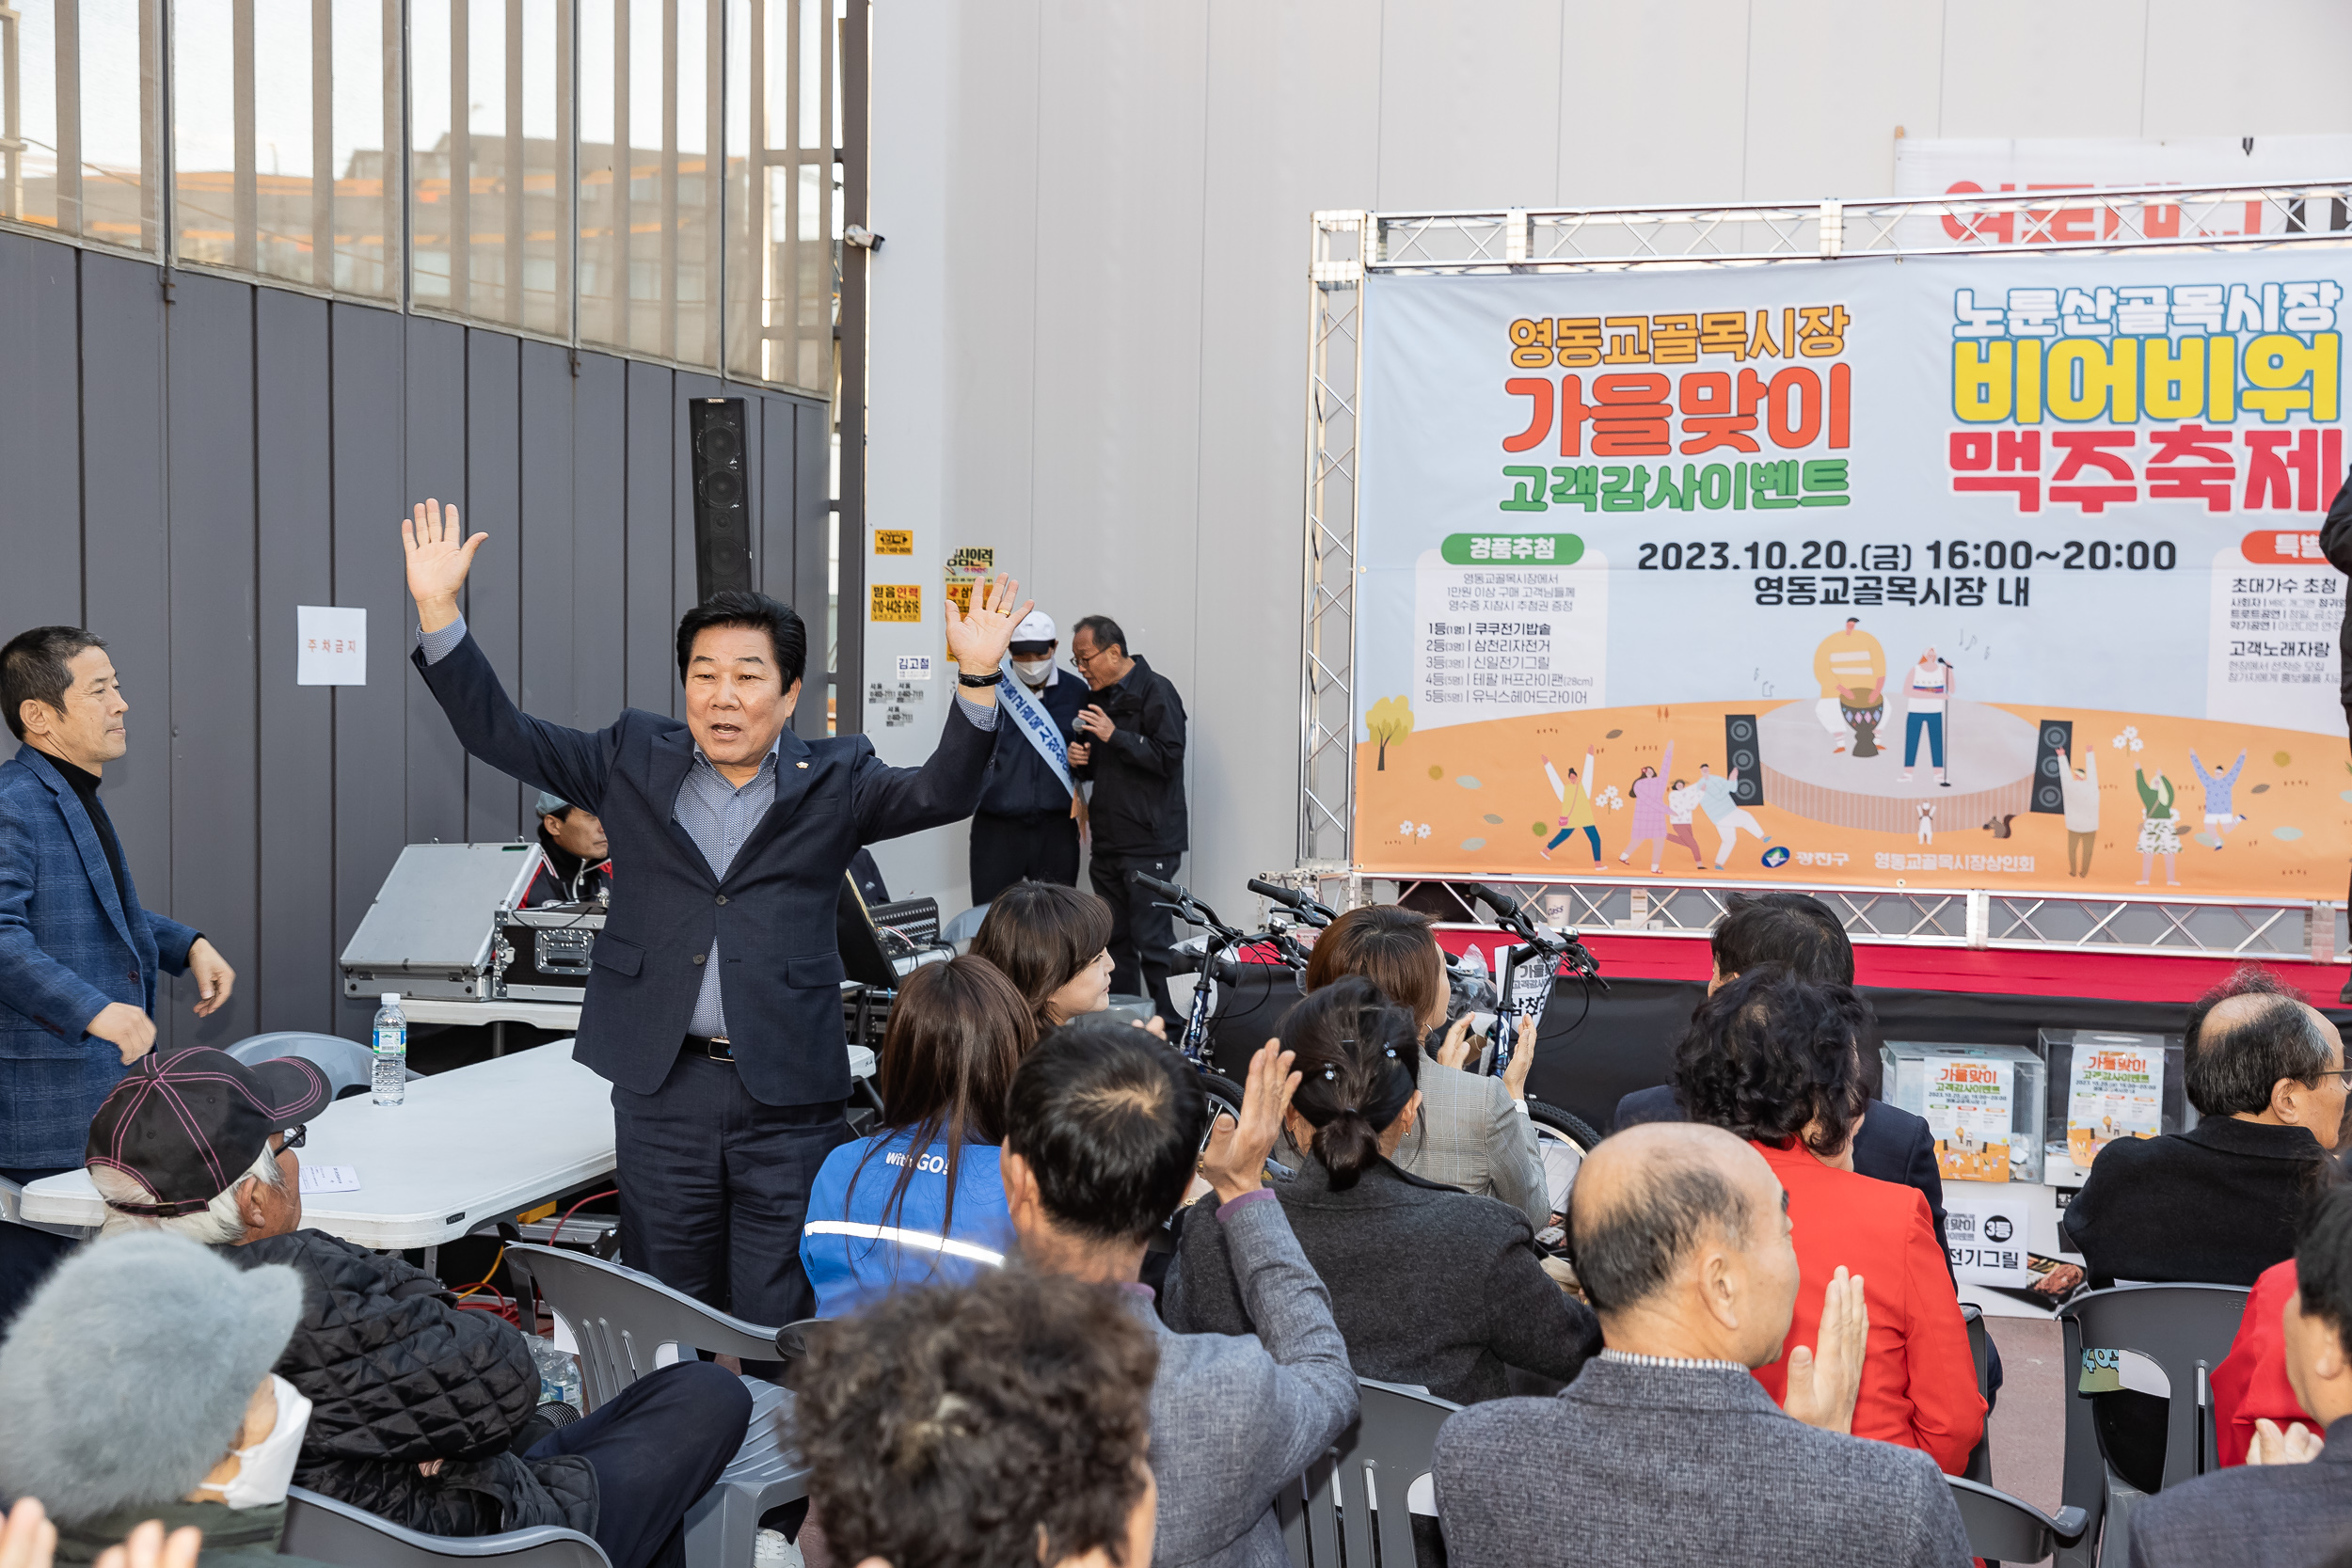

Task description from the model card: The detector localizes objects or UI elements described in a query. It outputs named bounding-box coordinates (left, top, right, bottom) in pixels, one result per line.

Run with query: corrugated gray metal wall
left=0, top=230, right=832, bottom=1050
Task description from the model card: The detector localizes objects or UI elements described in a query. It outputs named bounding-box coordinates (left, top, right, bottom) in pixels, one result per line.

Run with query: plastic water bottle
left=371, top=993, right=407, bottom=1107
left=531, top=1337, right=582, bottom=1409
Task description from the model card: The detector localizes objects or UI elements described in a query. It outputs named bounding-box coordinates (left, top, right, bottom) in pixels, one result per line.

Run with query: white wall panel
left=1554, top=1, right=1751, bottom=207
left=1935, top=0, right=2149, bottom=141
left=1374, top=0, right=1563, bottom=211
left=2141, top=0, right=2352, bottom=139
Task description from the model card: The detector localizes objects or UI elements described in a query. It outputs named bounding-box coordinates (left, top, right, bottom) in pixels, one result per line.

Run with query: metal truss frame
left=1295, top=181, right=2352, bottom=964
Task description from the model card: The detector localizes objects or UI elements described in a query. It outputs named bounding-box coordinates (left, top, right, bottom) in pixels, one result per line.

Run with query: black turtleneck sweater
left=48, top=753, right=132, bottom=915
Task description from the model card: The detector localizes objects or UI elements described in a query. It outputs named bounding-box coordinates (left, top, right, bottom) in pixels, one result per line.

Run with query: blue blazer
left=0, top=744, right=198, bottom=1165
left=414, top=631, right=995, bottom=1105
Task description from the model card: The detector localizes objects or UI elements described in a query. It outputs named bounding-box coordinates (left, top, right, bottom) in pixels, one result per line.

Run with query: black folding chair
left=1948, top=1476, right=2089, bottom=1564
left=2055, top=1283, right=2249, bottom=1568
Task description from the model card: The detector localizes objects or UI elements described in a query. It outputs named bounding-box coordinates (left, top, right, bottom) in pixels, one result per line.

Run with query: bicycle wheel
left=1525, top=1100, right=1601, bottom=1227
left=1197, top=1071, right=1246, bottom=1143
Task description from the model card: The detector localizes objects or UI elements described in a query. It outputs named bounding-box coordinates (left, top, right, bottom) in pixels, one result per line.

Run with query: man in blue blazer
left=0, top=626, right=237, bottom=1313
left=403, top=500, right=1022, bottom=1326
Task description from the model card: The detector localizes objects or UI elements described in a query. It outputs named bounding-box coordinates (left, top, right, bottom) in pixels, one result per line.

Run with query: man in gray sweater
left=1002, top=1020, right=1357, bottom=1568
left=1433, top=1123, right=1974, bottom=1568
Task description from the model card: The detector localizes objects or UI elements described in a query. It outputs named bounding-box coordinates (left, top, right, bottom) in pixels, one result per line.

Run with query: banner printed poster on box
left=1351, top=250, right=2352, bottom=899
left=1944, top=1192, right=2034, bottom=1288
left=2067, top=1037, right=2164, bottom=1172
left=1927, top=1056, right=2014, bottom=1182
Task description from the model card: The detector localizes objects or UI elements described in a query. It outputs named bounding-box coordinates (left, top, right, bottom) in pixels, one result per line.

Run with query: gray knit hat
left=0, top=1232, right=303, bottom=1524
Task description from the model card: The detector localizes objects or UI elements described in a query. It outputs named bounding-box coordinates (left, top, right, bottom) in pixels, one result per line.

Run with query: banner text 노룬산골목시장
left=1352, top=253, right=2349, bottom=898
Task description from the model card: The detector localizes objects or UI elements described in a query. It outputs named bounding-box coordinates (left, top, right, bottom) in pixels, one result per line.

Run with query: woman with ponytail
left=1164, top=976, right=1598, bottom=1404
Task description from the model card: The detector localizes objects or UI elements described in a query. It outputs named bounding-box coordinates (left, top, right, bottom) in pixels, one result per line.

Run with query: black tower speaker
left=690, top=398, right=753, bottom=601
left=2031, top=719, right=2074, bottom=815
left=1724, top=712, right=1763, bottom=806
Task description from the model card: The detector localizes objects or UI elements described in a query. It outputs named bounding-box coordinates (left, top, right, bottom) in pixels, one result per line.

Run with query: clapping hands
left=1781, top=1265, right=1868, bottom=1434
left=1196, top=1038, right=1301, bottom=1205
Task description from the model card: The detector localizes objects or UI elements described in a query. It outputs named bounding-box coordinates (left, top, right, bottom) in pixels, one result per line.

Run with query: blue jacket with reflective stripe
left=802, top=1127, right=1014, bottom=1318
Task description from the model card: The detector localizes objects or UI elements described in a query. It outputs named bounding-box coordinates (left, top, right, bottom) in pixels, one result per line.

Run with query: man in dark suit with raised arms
left=402, top=499, right=1024, bottom=1326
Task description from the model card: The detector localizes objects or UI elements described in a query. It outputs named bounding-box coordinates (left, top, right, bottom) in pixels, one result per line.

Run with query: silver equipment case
left=340, top=842, right=544, bottom=1001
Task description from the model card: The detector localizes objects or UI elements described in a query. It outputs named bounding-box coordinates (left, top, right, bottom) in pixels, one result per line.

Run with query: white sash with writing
left=998, top=658, right=1076, bottom=797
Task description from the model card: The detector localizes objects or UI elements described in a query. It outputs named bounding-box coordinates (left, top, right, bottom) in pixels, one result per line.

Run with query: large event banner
left=1353, top=252, right=2352, bottom=899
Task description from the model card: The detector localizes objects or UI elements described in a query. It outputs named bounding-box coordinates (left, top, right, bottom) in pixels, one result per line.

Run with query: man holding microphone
left=402, top=499, right=1023, bottom=1328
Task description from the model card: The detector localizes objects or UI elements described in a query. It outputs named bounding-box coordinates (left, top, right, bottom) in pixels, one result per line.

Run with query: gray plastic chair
left=1960, top=1303, right=1994, bottom=1484
left=1277, top=1378, right=1461, bottom=1568
left=2055, top=1283, right=2250, bottom=1568
left=504, top=1243, right=807, bottom=1568
left=282, top=1485, right=611, bottom=1568
left=225, top=1031, right=381, bottom=1098
left=1947, top=1476, right=2090, bottom=1563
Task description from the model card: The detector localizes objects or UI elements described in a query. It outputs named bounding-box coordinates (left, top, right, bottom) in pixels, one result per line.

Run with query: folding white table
left=24, top=1039, right=616, bottom=1272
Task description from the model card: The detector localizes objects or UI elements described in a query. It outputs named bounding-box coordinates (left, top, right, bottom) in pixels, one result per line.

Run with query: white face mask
left=1011, top=658, right=1052, bottom=686
left=199, top=1374, right=312, bottom=1510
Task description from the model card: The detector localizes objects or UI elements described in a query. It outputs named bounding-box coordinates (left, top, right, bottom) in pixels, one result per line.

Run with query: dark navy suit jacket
left=414, top=632, right=994, bottom=1106
left=0, top=744, right=199, bottom=1164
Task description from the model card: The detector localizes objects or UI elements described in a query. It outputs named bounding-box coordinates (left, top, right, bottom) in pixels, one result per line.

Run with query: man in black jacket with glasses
left=1066, top=614, right=1188, bottom=1028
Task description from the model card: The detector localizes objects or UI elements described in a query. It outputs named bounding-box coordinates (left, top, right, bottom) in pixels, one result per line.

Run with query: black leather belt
left=683, top=1035, right=735, bottom=1063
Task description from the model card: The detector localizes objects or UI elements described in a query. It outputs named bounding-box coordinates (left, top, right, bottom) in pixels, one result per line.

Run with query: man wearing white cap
left=970, top=610, right=1089, bottom=904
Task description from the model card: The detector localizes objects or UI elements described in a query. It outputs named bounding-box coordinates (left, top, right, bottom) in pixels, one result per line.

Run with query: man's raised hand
left=402, top=499, right=488, bottom=636
left=944, top=573, right=1034, bottom=675
left=1196, top=1038, right=1301, bottom=1205
left=1780, top=1265, right=1868, bottom=1433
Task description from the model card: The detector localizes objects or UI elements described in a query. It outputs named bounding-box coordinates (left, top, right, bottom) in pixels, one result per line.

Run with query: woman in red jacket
left=1674, top=966, right=1986, bottom=1474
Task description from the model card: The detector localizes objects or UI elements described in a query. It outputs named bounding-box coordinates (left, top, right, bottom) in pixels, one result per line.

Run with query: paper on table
left=300, top=1165, right=362, bottom=1195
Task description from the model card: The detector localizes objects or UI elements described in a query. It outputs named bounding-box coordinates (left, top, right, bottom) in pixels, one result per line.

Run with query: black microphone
left=1129, top=869, right=1185, bottom=900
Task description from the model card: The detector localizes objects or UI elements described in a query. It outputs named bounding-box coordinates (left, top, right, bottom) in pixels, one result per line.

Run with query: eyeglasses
left=273, top=1124, right=309, bottom=1153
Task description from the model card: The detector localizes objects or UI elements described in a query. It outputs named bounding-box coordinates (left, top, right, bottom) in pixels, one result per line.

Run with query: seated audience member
left=519, top=791, right=612, bottom=906
left=802, top=956, right=1032, bottom=1315
left=1433, top=1123, right=1973, bottom=1568
left=2128, top=1187, right=2352, bottom=1568
left=2061, top=969, right=2348, bottom=1489
left=1302, top=904, right=1549, bottom=1226
left=85, top=1049, right=750, bottom=1568
left=1165, top=976, right=1597, bottom=1403
left=0, top=1231, right=330, bottom=1568
left=2065, top=965, right=2346, bottom=1290
left=972, top=880, right=1119, bottom=1034
left=793, top=1268, right=1157, bottom=1568
left=1000, top=1019, right=1355, bottom=1568
left=1614, top=891, right=1947, bottom=1255
left=2214, top=1259, right=2317, bottom=1467
left=1676, top=968, right=1983, bottom=1473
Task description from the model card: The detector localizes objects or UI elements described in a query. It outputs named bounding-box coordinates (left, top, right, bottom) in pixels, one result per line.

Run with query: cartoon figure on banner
left=1617, top=741, right=1674, bottom=875
left=1916, top=801, right=1936, bottom=846
left=1899, top=647, right=1951, bottom=786
left=2061, top=748, right=2100, bottom=879
left=1538, top=749, right=1603, bottom=867
left=2135, top=764, right=2184, bottom=887
left=1664, top=776, right=1707, bottom=872
left=2189, top=748, right=2249, bottom=849
left=1813, top=617, right=1886, bottom=756
left=1693, top=762, right=1772, bottom=870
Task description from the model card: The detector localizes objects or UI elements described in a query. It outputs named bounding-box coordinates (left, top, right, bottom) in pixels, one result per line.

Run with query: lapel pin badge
left=796, top=761, right=809, bottom=768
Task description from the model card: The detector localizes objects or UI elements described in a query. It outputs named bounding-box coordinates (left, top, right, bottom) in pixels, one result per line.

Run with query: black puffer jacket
left=226, top=1230, right=596, bottom=1538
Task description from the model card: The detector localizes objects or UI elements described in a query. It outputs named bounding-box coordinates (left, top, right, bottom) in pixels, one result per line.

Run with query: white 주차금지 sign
left=296, top=606, right=368, bottom=686
left=1945, top=1191, right=2033, bottom=1288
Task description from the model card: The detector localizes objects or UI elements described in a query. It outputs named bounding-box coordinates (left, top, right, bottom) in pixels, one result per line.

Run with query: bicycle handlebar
left=1247, top=877, right=1338, bottom=929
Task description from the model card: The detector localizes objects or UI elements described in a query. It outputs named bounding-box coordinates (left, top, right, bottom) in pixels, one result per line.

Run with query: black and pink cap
left=85, top=1047, right=332, bottom=1217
